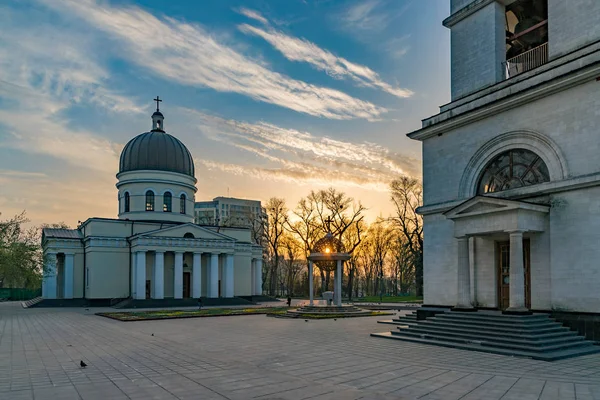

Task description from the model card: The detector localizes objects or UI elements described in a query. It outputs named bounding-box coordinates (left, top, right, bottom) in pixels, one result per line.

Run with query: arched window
left=145, top=191, right=154, bottom=211
left=180, top=194, right=186, bottom=214
left=478, top=149, right=550, bottom=194
left=183, top=232, right=195, bottom=239
left=163, top=192, right=172, bottom=212
left=124, top=192, right=130, bottom=213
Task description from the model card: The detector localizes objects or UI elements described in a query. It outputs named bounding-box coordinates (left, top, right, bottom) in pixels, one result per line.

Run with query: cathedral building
left=409, top=0, right=600, bottom=317
left=41, top=100, right=264, bottom=302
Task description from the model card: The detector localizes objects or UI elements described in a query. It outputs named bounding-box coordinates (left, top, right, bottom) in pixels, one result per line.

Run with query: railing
left=503, top=42, right=548, bottom=79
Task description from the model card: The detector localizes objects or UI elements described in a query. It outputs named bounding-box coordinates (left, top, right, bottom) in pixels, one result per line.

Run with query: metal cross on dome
left=154, top=96, right=162, bottom=111
left=325, top=216, right=333, bottom=233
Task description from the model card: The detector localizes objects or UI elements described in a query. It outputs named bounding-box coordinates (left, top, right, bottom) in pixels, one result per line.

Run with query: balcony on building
left=503, top=0, right=548, bottom=79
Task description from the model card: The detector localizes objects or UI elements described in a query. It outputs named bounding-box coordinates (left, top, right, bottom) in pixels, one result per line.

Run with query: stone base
left=451, top=306, right=478, bottom=312
left=287, top=305, right=372, bottom=317
left=503, top=307, right=532, bottom=315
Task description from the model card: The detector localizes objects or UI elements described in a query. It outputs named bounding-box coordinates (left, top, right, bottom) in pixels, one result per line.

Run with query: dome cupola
left=116, top=97, right=197, bottom=223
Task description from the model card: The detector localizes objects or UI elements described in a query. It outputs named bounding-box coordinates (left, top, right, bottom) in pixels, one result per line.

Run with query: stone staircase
left=21, top=296, right=44, bottom=308
left=371, top=310, right=600, bottom=361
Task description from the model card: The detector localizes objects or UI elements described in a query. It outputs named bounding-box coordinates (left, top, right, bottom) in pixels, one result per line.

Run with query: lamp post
left=378, top=270, right=384, bottom=304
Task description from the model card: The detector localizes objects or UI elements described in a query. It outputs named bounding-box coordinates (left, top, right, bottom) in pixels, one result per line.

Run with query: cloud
left=40, top=0, right=387, bottom=121
left=0, top=7, right=134, bottom=173
left=340, top=0, right=389, bottom=33
left=185, top=109, right=420, bottom=191
left=238, top=23, right=412, bottom=98
left=236, top=7, right=268, bottom=25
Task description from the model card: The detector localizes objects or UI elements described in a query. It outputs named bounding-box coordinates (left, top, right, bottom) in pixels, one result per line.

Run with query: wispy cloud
left=238, top=22, right=412, bottom=98
left=340, top=0, right=390, bottom=33
left=186, top=109, right=420, bottom=191
left=0, top=7, right=132, bottom=173
left=236, top=7, right=268, bottom=25
left=40, top=0, right=387, bottom=121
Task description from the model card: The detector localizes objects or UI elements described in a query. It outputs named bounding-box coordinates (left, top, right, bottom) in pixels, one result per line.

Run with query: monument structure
left=41, top=98, right=264, bottom=305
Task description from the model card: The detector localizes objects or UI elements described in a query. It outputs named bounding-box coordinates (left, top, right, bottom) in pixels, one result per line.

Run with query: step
left=391, top=330, right=591, bottom=353
left=378, top=320, right=409, bottom=326
left=397, top=322, right=578, bottom=342
left=439, top=312, right=553, bottom=325
left=394, top=327, right=584, bottom=348
left=370, top=332, right=600, bottom=361
left=416, top=319, right=567, bottom=335
left=426, top=316, right=563, bottom=330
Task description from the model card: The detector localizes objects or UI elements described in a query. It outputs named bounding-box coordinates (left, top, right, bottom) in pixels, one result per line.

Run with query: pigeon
left=305, top=320, right=308, bottom=322
left=67, top=344, right=72, bottom=347
left=334, top=319, right=337, bottom=321
left=80, top=361, right=87, bottom=368
left=151, top=333, right=154, bottom=336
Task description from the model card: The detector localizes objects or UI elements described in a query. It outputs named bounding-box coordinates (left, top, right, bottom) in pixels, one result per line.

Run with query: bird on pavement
left=80, top=361, right=87, bottom=368
left=304, top=320, right=308, bottom=322
left=334, top=319, right=337, bottom=321
left=151, top=333, right=154, bottom=336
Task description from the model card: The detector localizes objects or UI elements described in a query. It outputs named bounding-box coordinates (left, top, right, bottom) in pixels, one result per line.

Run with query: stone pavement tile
left=365, top=368, right=449, bottom=393
left=498, top=377, right=547, bottom=400
left=539, top=381, right=576, bottom=400
left=574, top=384, right=600, bottom=400
left=343, top=367, right=430, bottom=389
left=2, top=389, right=34, bottom=400
left=33, top=385, right=81, bottom=400
left=392, top=370, right=470, bottom=398
left=460, top=375, right=519, bottom=400
left=417, top=373, right=494, bottom=400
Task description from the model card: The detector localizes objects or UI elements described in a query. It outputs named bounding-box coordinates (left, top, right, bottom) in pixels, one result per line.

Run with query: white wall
left=548, top=0, right=600, bottom=59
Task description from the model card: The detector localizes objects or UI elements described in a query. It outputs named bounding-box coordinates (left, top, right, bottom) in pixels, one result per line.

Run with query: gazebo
left=307, top=231, right=351, bottom=307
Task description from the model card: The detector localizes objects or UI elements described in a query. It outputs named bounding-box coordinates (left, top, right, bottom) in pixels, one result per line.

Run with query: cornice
left=442, top=0, right=494, bottom=28
left=408, top=61, right=600, bottom=141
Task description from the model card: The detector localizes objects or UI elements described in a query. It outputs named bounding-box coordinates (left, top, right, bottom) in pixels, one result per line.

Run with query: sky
left=0, top=0, right=450, bottom=227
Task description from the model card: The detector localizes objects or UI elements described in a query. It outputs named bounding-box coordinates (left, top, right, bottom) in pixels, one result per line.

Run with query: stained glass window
left=477, top=149, right=549, bottom=194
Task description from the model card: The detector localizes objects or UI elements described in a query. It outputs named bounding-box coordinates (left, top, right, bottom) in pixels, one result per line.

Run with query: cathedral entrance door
left=497, top=239, right=531, bottom=310
left=183, top=272, right=191, bottom=298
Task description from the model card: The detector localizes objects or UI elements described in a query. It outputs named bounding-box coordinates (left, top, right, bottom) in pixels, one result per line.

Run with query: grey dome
left=119, top=131, right=195, bottom=177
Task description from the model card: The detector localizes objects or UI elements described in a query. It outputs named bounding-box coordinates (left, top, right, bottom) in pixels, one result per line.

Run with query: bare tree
left=389, top=233, right=414, bottom=295
left=390, top=177, right=424, bottom=296
left=264, top=198, right=287, bottom=296
left=280, top=234, right=305, bottom=296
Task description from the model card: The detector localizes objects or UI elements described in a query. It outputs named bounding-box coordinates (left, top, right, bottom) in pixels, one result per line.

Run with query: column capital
left=508, top=230, right=525, bottom=237
left=455, top=235, right=469, bottom=240
left=155, top=250, right=165, bottom=254
left=174, top=250, right=185, bottom=255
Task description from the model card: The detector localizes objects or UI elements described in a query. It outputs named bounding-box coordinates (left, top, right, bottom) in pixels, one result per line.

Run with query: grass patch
left=97, top=307, right=289, bottom=321
left=349, top=296, right=423, bottom=303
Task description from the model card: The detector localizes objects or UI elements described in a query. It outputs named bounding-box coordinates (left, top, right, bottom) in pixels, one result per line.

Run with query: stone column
left=254, top=258, right=263, bottom=296
left=250, top=260, right=255, bottom=295
left=223, top=254, right=234, bottom=298
left=131, top=252, right=137, bottom=298
left=308, top=260, right=314, bottom=306
left=63, top=253, right=74, bottom=299
left=455, top=237, right=473, bottom=309
left=192, top=252, right=202, bottom=298
left=44, top=252, right=57, bottom=299
left=153, top=251, right=164, bottom=299
left=209, top=253, right=219, bottom=298
left=507, top=231, right=528, bottom=313
left=174, top=251, right=184, bottom=299
left=135, top=251, right=146, bottom=300
left=336, top=260, right=343, bottom=307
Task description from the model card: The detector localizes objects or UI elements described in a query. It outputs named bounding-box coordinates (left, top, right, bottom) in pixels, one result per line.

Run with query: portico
left=444, top=196, right=549, bottom=313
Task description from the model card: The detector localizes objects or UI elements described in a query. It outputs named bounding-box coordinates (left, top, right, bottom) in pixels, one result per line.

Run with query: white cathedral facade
left=410, top=0, right=600, bottom=314
left=41, top=103, right=263, bottom=302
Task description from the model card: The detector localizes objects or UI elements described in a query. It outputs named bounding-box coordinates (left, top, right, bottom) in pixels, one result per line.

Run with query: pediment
left=444, top=196, right=549, bottom=220
left=456, top=202, right=507, bottom=215
left=136, top=223, right=235, bottom=241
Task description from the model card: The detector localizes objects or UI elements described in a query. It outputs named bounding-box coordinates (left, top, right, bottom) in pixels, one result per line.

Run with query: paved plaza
left=1, top=302, right=600, bottom=400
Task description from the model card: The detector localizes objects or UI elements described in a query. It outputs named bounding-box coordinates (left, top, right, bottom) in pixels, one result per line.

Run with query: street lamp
left=378, top=270, right=384, bottom=304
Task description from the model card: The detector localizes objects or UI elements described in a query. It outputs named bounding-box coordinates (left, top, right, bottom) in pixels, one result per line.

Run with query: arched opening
left=163, top=192, right=172, bottom=212
left=124, top=192, right=130, bottom=213
left=183, top=232, right=195, bottom=239
left=477, top=149, right=550, bottom=194
left=145, top=191, right=155, bottom=211
left=180, top=194, right=186, bottom=214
